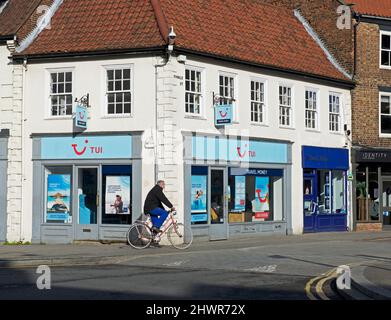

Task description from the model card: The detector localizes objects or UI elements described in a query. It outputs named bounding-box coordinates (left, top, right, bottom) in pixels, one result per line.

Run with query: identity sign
left=75, top=104, right=88, bottom=129
left=215, top=104, right=233, bottom=126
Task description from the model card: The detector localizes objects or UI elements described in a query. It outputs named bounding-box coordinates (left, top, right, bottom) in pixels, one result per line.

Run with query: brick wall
left=261, top=0, right=354, bottom=75
left=352, top=22, right=391, bottom=147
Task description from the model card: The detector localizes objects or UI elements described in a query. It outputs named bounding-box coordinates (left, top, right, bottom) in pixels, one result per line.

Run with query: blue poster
left=46, top=174, right=71, bottom=223
left=252, top=177, right=269, bottom=213
left=234, top=176, right=246, bottom=211
left=215, top=104, right=233, bottom=125
left=191, top=175, right=207, bottom=213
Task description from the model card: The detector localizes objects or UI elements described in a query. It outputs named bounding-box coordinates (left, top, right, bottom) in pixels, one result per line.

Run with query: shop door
left=303, top=175, right=317, bottom=232
left=209, top=168, right=228, bottom=241
left=75, top=167, right=99, bottom=240
left=382, top=179, right=391, bottom=226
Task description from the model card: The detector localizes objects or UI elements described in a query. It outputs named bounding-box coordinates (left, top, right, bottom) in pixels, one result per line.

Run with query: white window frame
left=250, top=78, right=267, bottom=125
left=279, top=84, right=294, bottom=128
left=102, top=64, right=133, bottom=118
left=184, top=66, right=204, bottom=118
left=329, top=92, right=342, bottom=133
left=46, top=68, right=74, bottom=119
left=380, top=30, right=391, bottom=70
left=379, top=91, right=391, bottom=137
left=218, top=72, right=238, bottom=122
left=305, top=88, right=319, bottom=131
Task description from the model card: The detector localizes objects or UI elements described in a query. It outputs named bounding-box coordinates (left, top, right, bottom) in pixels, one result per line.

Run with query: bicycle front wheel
left=127, top=223, right=153, bottom=250
left=167, top=223, right=193, bottom=250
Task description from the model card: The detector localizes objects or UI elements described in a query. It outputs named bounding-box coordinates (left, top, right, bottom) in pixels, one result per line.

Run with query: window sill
left=329, top=131, right=344, bottom=136
left=380, top=65, right=391, bottom=70
left=305, top=128, right=321, bottom=133
left=251, top=122, right=269, bottom=127
left=379, top=134, right=391, bottom=138
left=279, top=125, right=295, bottom=130
left=101, top=114, right=133, bottom=119
left=184, top=114, right=207, bottom=120
left=44, top=116, right=73, bottom=120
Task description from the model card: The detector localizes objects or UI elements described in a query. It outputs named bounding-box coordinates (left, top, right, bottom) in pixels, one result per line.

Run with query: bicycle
left=126, top=209, right=193, bottom=250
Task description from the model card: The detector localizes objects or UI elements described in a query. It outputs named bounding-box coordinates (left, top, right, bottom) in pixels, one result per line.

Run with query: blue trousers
left=149, top=208, right=169, bottom=229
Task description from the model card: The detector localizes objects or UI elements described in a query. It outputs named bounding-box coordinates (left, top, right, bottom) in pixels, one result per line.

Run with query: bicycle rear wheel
left=167, top=223, right=193, bottom=250
left=127, top=223, right=153, bottom=249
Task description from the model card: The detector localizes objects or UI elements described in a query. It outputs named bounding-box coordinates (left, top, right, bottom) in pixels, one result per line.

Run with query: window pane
left=332, top=171, right=345, bottom=214
left=65, top=83, right=72, bottom=93
left=382, top=34, right=391, bottom=50
left=123, top=69, right=131, bottom=79
left=108, top=103, right=115, bottom=114
left=123, top=80, right=130, bottom=91
left=381, top=115, right=391, bottom=134
left=107, top=70, right=114, bottom=81
left=115, top=70, right=122, bottom=80
left=108, top=80, right=114, bottom=92
left=65, top=72, right=72, bottom=82
left=381, top=51, right=390, bottom=66
left=45, top=167, right=73, bottom=224
left=381, top=95, right=391, bottom=114
left=318, top=170, right=331, bottom=214
left=58, top=72, right=64, bottom=82
left=115, top=80, right=122, bottom=91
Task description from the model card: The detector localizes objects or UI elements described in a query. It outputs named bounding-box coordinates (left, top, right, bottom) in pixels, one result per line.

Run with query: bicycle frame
left=145, top=212, right=180, bottom=240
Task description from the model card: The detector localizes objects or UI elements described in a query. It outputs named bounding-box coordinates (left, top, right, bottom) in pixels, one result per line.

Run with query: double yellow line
left=305, top=268, right=338, bottom=300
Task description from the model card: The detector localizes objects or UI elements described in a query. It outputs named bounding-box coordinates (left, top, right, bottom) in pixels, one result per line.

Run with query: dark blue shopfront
left=302, top=146, right=349, bottom=233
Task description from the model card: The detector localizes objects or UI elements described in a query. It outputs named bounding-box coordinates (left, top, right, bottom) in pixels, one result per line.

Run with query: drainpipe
left=20, top=58, right=27, bottom=242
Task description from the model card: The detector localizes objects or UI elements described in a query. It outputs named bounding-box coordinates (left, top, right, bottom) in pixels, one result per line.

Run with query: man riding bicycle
left=143, top=180, right=175, bottom=234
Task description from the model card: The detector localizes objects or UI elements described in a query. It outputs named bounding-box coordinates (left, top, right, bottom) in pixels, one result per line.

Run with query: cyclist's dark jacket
left=143, top=184, right=173, bottom=214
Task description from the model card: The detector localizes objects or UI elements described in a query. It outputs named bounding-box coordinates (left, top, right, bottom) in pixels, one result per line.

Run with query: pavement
left=0, top=230, right=391, bottom=299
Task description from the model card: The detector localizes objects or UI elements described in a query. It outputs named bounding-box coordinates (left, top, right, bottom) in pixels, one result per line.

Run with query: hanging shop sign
left=215, top=104, right=233, bottom=126
left=75, top=104, right=88, bottom=129
left=41, top=135, right=132, bottom=160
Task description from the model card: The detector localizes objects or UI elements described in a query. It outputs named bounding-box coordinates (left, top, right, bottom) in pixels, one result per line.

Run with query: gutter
left=11, top=46, right=166, bottom=62
left=174, top=47, right=355, bottom=89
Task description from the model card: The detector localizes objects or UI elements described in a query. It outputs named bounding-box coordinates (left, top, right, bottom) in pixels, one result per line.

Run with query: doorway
left=209, top=168, right=228, bottom=240
left=75, top=167, right=99, bottom=240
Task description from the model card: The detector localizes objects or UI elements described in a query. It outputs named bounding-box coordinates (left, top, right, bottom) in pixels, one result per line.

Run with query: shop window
left=191, top=166, right=208, bottom=225
left=356, top=166, right=381, bottom=222
left=101, top=166, right=132, bottom=225
left=228, top=170, right=284, bottom=223
left=317, top=170, right=347, bottom=215
left=380, top=93, right=391, bottom=135
left=45, top=166, right=73, bottom=224
left=332, top=171, right=346, bottom=214
left=318, top=170, right=331, bottom=214
left=106, top=67, right=132, bottom=115
left=50, top=71, right=73, bottom=116
left=356, top=167, right=367, bottom=222
left=381, top=31, right=391, bottom=68
left=185, top=68, right=203, bottom=115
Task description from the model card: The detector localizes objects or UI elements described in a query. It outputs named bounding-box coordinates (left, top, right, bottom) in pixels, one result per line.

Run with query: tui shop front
left=31, top=133, right=142, bottom=244
left=302, top=146, right=350, bottom=233
left=183, top=133, right=292, bottom=241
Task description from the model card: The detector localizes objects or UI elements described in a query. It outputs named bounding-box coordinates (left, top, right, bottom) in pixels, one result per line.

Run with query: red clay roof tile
left=348, top=0, right=391, bottom=18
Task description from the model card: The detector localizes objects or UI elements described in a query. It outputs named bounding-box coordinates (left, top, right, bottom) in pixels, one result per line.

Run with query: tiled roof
left=160, top=0, right=349, bottom=81
left=348, top=0, right=391, bottom=18
left=21, top=0, right=165, bottom=55
left=16, top=0, right=350, bottom=82
left=0, top=0, right=42, bottom=37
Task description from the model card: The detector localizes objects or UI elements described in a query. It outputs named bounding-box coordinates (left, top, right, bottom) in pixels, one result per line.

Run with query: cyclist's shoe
left=151, top=226, right=162, bottom=234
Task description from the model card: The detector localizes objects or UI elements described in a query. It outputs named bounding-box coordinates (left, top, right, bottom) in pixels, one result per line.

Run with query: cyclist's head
left=157, top=180, right=165, bottom=189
